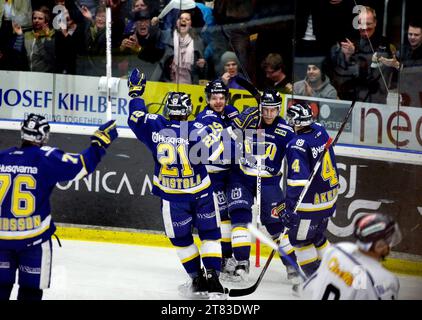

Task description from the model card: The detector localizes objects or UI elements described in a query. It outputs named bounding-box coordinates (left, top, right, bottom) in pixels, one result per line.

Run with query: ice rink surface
left=9, top=239, right=422, bottom=300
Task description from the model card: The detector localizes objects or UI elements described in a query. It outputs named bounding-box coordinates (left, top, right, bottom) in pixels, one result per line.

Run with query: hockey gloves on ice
left=279, top=209, right=299, bottom=229
left=91, top=120, right=118, bottom=149
left=128, top=68, right=146, bottom=98
left=232, top=107, right=260, bottom=130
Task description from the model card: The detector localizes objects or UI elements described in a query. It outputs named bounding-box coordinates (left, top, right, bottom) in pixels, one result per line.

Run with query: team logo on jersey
left=216, top=191, right=227, bottom=204
left=231, top=188, right=242, bottom=200
left=193, top=122, right=204, bottom=129
left=296, top=139, right=305, bottom=147
left=271, top=203, right=285, bottom=218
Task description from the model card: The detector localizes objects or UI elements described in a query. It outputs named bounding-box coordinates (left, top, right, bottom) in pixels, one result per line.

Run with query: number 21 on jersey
left=157, top=143, right=194, bottom=177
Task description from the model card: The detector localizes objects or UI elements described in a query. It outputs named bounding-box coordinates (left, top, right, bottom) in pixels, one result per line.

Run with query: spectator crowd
left=0, top=0, right=421, bottom=105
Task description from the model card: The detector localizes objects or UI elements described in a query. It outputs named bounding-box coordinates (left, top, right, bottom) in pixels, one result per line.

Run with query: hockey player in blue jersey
left=281, top=102, right=339, bottom=279
left=228, top=89, right=300, bottom=283
left=127, top=68, right=227, bottom=299
left=0, top=114, right=118, bottom=300
left=195, top=79, right=240, bottom=279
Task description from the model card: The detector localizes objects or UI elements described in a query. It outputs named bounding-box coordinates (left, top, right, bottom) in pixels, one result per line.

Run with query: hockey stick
left=233, top=75, right=261, bottom=103
left=228, top=238, right=278, bottom=297
left=248, top=223, right=307, bottom=281
left=228, top=99, right=357, bottom=297
left=255, top=151, right=263, bottom=268
left=105, top=4, right=112, bottom=121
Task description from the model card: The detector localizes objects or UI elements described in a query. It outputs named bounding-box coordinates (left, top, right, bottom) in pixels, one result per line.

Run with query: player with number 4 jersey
left=282, top=102, right=339, bottom=279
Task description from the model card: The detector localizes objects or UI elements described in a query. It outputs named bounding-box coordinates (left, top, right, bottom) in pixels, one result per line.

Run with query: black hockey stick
left=227, top=98, right=357, bottom=297
left=228, top=243, right=278, bottom=297
left=233, top=75, right=261, bottom=103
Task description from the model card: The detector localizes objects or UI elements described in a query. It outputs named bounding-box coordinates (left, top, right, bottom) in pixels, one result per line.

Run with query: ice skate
left=206, top=269, right=228, bottom=300
left=178, top=270, right=209, bottom=299
left=220, top=257, right=238, bottom=281
left=234, top=260, right=250, bottom=282
left=286, top=265, right=302, bottom=285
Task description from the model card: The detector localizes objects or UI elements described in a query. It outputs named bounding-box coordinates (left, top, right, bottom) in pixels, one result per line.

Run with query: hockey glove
left=232, top=107, right=260, bottom=130
left=279, top=209, right=299, bottom=229
left=91, top=120, right=118, bottom=149
left=128, top=68, right=146, bottom=98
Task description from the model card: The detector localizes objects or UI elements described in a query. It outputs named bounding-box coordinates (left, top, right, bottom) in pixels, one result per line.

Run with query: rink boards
left=1, top=127, right=421, bottom=276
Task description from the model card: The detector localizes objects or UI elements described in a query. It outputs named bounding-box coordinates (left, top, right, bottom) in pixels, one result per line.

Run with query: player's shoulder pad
left=192, top=121, right=204, bottom=129
left=225, top=104, right=239, bottom=116
left=40, top=146, right=81, bottom=164
left=276, top=120, right=294, bottom=132
left=146, top=113, right=159, bottom=120
left=40, top=146, right=58, bottom=156
left=203, top=110, right=218, bottom=119
left=0, top=147, right=16, bottom=155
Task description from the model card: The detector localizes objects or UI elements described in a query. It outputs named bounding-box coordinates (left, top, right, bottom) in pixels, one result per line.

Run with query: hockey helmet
left=21, top=113, right=50, bottom=144
left=287, top=102, right=313, bottom=127
left=260, top=89, right=282, bottom=109
left=163, top=92, right=192, bottom=119
left=205, top=79, right=229, bottom=102
left=354, top=213, right=402, bottom=251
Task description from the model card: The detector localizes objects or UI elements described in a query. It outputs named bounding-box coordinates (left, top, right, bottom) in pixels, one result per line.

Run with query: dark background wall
left=1, top=129, right=421, bottom=255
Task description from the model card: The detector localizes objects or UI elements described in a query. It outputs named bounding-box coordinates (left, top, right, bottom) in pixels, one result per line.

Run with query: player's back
left=128, top=106, right=213, bottom=201
left=0, top=145, right=59, bottom=248
left=286, top=122, right=339, bottom=218
left=303, top=242, right=399, bottom=300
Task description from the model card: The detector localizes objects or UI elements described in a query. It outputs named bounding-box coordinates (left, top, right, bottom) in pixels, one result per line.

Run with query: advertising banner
left=0, top=71, right=257, bottom=127
left=286, top=95, right=422, bottom=151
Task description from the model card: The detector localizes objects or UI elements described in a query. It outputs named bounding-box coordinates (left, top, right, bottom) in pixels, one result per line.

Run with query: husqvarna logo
left=231, top=188, right=242, bottom=200
left=216, top=191, right=227, bottom=204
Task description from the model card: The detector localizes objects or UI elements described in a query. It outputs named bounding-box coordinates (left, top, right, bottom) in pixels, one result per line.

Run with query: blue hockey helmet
left=260, top=89, right=282, bottom=109
left=287, top=102, right=313, bottom=127
left=21, top=113, right=50, bottom=145
left=163, top=92, right=192, bottom=119
left=205, top=79, right=229, bottom=102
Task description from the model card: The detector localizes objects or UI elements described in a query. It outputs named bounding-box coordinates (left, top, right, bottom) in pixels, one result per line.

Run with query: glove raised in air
left=232, top=107, right=260, bottom=130
left=91, top=120, right=118, bottom=149
left=128, top=68, right=146, bottom=98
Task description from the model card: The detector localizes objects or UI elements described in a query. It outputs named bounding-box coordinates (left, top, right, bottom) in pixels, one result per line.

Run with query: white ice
left=9, top=240, right=422, bottom=300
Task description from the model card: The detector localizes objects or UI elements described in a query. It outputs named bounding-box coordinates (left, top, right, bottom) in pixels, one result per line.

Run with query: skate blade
left=220, top=273, right=243, bottom=283
left=178, top=290, right=210, bottom=300
left=178, top=285, right=209, bottom=300
left=208, top=292, right=228, bottom=300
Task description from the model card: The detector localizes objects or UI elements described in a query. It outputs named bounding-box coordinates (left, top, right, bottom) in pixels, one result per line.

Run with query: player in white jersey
left=302, top=213, right=401, bottom=300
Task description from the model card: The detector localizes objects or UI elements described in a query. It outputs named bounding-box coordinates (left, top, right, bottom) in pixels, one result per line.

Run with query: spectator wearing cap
left=219, top=51, right=244, bottom=90
left=261, top=53, right=292, bottom=94
left=123, top=0, right=159, bottom=37
left=293, top=61, right=338, bottom=99
left=118, top=10, right=164, bottom=79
